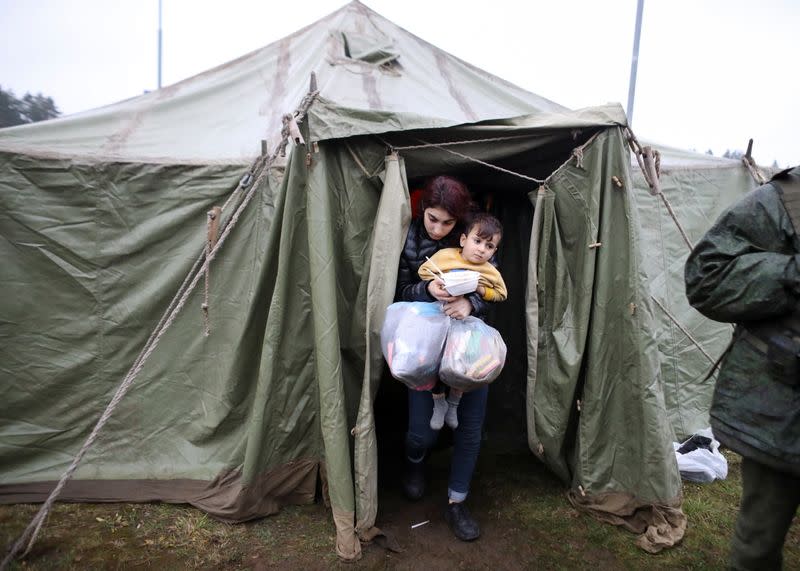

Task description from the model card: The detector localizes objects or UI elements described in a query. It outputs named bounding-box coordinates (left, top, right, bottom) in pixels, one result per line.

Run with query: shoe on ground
left=444, top=501, right=480, bottom=541
left=402, top=459, right=426, bottom=501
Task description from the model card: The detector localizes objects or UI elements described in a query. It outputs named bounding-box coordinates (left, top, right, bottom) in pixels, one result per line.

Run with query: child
left=418, top=212, right=507, bottom=430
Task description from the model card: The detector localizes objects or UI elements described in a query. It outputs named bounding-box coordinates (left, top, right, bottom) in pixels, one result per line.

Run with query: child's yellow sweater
left=418, top=248, right=507, bottom=301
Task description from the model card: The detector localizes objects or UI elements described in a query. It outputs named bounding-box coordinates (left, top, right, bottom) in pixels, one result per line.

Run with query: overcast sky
left=1, top=0, right=797, bottom=167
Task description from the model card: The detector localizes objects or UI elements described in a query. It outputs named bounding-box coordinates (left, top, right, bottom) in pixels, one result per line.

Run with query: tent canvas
left=630, top=148, right=764, bottom=439
left=2, top=0, right=763, bottom=558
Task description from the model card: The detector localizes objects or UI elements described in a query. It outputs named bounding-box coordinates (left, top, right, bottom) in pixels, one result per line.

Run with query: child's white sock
left=430, top=394, right=447, bottom=430
left=445, top=394, right=461, bottom=429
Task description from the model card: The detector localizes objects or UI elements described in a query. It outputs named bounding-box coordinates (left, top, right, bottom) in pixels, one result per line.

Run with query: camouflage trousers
left=730, top=456, right=800, bottom=570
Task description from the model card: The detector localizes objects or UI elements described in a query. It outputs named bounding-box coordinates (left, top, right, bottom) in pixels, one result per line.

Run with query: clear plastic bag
left=439, top=316, right=507, bottom=391
left=673, top=427, right=728, bottom=483
left=381, top=302, right=450, bottom=390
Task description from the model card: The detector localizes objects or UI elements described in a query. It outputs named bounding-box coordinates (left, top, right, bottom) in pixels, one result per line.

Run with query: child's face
left=460, top=227, right=500, bottom=264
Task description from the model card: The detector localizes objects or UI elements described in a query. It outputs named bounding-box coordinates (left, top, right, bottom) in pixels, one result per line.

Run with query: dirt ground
left=0, top=452, right=620, bottom=570
left=3, top=449, right=799, bottom=570
left=213, top=450, right=635, bottom=570
left=347, top=454, right=547, bottom=571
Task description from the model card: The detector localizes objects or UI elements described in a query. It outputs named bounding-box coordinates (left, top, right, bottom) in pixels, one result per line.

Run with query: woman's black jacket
left=394, top=218, right=488, bottom=317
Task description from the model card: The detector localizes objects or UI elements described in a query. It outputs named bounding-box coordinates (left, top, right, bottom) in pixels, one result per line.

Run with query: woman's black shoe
left=444, top=501, right=480, bottom=541
left=402, top=459, right=426, bottom=500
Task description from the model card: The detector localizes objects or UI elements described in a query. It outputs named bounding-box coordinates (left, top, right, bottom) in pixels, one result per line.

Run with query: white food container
left=443, top=270, right=480, bottom=296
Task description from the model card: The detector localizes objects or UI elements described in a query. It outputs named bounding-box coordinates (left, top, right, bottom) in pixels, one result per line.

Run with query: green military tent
left=630, top=148, right=764, bottom=439
left=3, top=0, right=764, bottom=558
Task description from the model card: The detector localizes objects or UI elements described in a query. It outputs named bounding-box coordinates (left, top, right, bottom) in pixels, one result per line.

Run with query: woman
left=395, top=175, right=488, bottom=542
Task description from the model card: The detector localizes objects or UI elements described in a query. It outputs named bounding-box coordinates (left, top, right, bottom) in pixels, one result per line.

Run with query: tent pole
left=626, top=0, right=644, bottom=125
left=157, top=0, right=163, bottom=89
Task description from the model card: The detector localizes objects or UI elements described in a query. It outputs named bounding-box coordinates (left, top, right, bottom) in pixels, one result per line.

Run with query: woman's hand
left=427, top=280, right=473, bottom=318
left=427, top=279, right=457, bottom=302
left=443, top=297, right=473, bottom=320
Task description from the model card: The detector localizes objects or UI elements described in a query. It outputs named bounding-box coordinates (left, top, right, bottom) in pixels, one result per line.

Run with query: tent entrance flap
left=361, top=125, right=684, bottom=552
left=354, top=154, right=411, bottom=535
left=533, top=128, right=685, bottom=549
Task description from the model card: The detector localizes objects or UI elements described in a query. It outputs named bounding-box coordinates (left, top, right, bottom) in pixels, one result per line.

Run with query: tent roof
left=0, top=1, right=586, bottom=164
left=635, top=139, right=747, bottom=170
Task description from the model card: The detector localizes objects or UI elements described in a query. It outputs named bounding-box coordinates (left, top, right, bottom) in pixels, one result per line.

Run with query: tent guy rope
left=388, top=131, right=603, bottom=188
left=395, top=137, right=547, bottom=184
left=649, top=295, right=716, bottom=365
left=625, top=127, right=694, bottom=251
left=1, top=86, right=319, bottom=571
left=390, top=133, right=536, bottom=151
left=742, top=139, right=768, bottom=186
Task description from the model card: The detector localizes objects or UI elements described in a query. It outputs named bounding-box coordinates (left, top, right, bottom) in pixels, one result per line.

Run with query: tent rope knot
left=626, top=129, right=663, bottom=197
left=742, top=155, right=767, bottom=185
left=625, top=127, right=695, bottom=251
left=741, top=139, right=767, bottom=185
left=573, top=147, right=584, bottom=168
left=641, top=146, right=662, bottom=194
left=286, top=114, right=305, bottom=146
left=277, top=89, right=317, bottom=158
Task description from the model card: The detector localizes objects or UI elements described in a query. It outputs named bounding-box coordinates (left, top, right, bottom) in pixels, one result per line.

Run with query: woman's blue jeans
left=405, top=386, right=488, bottom=502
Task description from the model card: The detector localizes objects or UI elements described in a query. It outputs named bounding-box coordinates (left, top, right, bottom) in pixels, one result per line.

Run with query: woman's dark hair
left=419, top=175, right=472, bottom=222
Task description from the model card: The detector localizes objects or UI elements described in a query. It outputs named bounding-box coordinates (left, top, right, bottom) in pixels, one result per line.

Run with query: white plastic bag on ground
left=673, top=427, right=728, bottom=483
left=381, top=302, right=449, bottom=390
left=439, top=316, right=507, bottom=392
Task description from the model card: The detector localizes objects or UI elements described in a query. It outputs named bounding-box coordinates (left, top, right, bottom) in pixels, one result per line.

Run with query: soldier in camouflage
left=685, top=166, right=800, bottom=570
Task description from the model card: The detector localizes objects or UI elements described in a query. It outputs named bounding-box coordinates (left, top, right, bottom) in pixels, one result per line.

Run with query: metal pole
left=626, top=0, right=644, bottom=126
left=157, top=0, right=163, bottom=89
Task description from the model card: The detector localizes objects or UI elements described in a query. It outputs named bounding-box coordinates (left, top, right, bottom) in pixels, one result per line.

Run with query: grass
left=1, top=450, right=798, bottom=570
left=1, top=502, right=340, bottom=570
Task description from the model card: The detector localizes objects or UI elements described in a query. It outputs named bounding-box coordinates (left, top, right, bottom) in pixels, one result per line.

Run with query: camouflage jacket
left=685, top=166, right=800, bottom=476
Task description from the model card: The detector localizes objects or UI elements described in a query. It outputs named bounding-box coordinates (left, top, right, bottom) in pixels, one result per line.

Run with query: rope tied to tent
left=742, top=155, right=767, bottom=185
left=649, top=295, right=716, bottom=365
left=573, top=147, right=584, bottom=169
left=432, top=145, right=546, bottom=184
left=625, top=127, right=694, bottom=251
left=346, top=142, right=385, bottom=179
left=387, top=131, right=603, bottom=189
left=389, top=133, right=540, bottom=151
left=742, top=139, right=768, bottom=185
left=625, top=127, right=661, bottom=193
left=1, top=86, right=319, bottom=571
left=203, top=207, right=221, bottom=336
